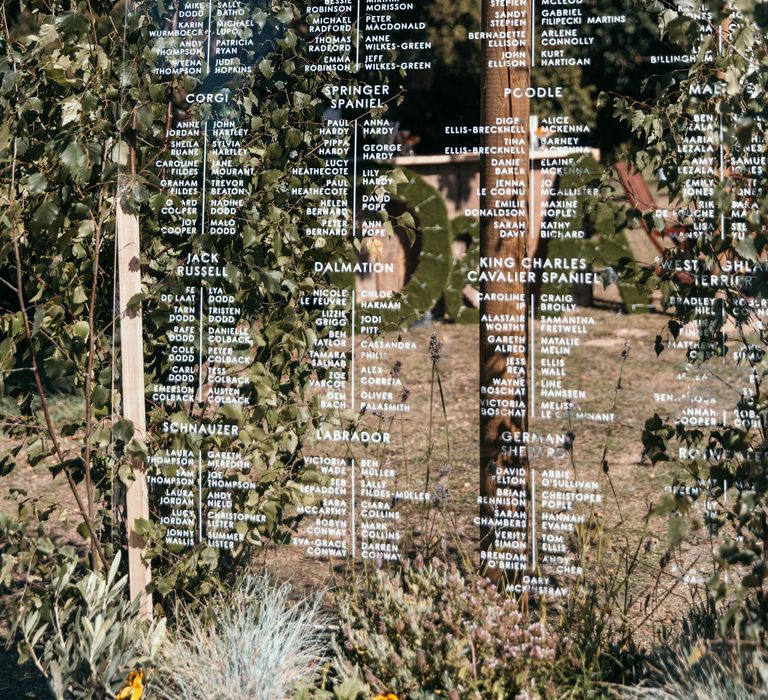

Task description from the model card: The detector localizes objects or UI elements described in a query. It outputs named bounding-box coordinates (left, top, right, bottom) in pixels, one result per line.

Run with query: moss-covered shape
left=379, top=168, right=454, bottom=328
left=444, top=214, right=480, bottom=324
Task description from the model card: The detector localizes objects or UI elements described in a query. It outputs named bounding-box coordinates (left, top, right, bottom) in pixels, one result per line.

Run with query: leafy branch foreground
left=7, top=0, right=768, bottom=699
left=607, top=0, right=768, bottom=643
left=0, top=0, right=352, bottom=605
left=11, top=551, right=164, bottom=700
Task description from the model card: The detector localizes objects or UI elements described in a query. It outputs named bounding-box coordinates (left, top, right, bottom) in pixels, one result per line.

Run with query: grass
left=0, top=305, right=726, bottom=692
left=620, top=645, right=768, bottom=699
left=152, top=574, right=331, bottom=700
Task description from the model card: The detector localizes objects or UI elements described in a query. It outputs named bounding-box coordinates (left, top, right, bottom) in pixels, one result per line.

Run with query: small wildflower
left=563, top=430, right=576, bottom=451
left=399, top=385, right=411, bottom=402
left=621, top=340, right=631, bottom=359
left=391, top=360, right=403, bottom=379
left=428, top=332, right=443, bottom=364
left=433, top=483, right=449, bottom=508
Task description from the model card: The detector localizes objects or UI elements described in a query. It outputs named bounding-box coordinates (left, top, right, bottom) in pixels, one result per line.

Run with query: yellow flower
left=372, top=695, right=398, bottom=700
left=115, top=670, right=143, bottom=700
left=687, top=641, right=706, bottom=667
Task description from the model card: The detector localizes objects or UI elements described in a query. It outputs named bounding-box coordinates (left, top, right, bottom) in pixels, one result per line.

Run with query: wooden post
left=117, top=183, right=153, bottom=620
left=478, top=0, right=531, bottom=586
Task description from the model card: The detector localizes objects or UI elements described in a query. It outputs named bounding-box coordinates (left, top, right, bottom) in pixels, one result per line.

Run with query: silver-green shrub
left=621, top=645, right=768, bottom=700
left=153, top=575, right=330, bottom=700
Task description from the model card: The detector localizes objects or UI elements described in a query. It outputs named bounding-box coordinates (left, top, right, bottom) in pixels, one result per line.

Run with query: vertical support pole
left=479, top=0, right=532, bottom=586
left=117, top=185, right=153, bottom=620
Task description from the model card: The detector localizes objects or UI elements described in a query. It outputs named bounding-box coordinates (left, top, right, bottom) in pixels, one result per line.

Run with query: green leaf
left=285, top=128, right=302, bottom=149
left=72, top=320, right=90, bottom=339
left=60, top=98, right=81, bottom=126
left=43, top=66, right=75, bottom=88
left=76, top=520, right=90, bottom=540
left=31, top=305, right=46, bottom=337
left=668, top=515, right=687, bottom=547
left=266, top=142, right=283, bottom=161
left=127, top=293, right=144, bottom=311
left=113, top=418, right=134, bottom=443
left=135, top=104, right=154, bottom=133
left=652, top=495, right=676, bottom=516
left=30, top=201, right=59, bottom=233
left=91, top=384, right=109, bottom=409
left=55, top=12, right=90, bottom=37
left=259, top=59, right=274, bottom=79
left=218, top=404, right=243, bottom=422
left=126, top=437, right=149, bottom=459
left=133, top=518, right=152, bottom=536
left=78, top=220, right=95, bottom=237
left=25, top=173, right=48, bottom=196
left=292, top=92, right=311, bottom=110
left=736, top=235, right=759, bottom=262
left=23, top=97, right=43, bottom=115
left=61, top=142, right=87, bottom=168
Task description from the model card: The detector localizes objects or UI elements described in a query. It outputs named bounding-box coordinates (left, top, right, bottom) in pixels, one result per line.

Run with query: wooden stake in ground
left=478, top=0, right=531, bottom=586
left=117, top=183, right=153, bottom=620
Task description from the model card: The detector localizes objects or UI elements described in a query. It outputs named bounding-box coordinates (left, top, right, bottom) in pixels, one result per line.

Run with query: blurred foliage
left=1, top=504, right=164, bottom=699
left=602, top=0, right=768, bottom=641
left=0, top=0, right=352, bottom=610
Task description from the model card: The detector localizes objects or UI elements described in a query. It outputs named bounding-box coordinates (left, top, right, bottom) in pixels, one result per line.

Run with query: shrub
left=327, top=558, right=558, bottom=700
left=607, top=0, right=768, bottom=641
left=621, top=644, right=768, bottom=700
left=14, top=553, right=165, bottom=700
left=152, top=574, right=330, bottom=700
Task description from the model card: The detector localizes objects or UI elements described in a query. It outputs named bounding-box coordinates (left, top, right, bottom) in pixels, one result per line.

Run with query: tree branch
left=4, top=54, right=109, bottom=569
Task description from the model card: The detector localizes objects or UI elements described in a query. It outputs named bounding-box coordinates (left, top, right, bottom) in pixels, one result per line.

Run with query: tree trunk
left=479, top=0, right=531, bottom=588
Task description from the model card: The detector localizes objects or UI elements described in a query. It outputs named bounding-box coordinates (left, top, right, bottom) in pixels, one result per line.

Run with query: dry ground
left=0, top=293, right=719, bottom=675
left=261, top=300, right=716, bottom=648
